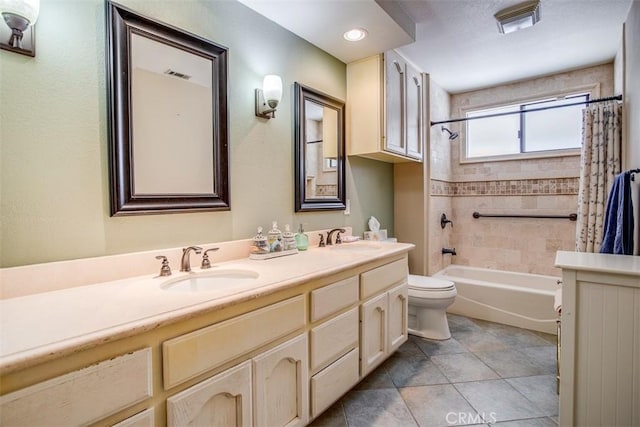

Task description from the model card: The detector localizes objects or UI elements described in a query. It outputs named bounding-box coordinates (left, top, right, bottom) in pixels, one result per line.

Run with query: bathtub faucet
left=442, top=248, right=456, bottom=255
left=440, top=214, right=453, bottom=229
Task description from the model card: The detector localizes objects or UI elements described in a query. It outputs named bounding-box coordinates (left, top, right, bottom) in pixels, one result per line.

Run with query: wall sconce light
left=0, top=0, right=39, bottom=56
left=494, top=0, right=540, bottom=34
left=255, top=75, right=283, bottom=119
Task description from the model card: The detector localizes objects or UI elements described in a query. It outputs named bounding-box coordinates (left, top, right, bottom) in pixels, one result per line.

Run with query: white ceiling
left=238, top=0, right=633, bottom=93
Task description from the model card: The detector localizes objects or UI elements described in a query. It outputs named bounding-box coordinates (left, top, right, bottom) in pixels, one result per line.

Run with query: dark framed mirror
left=294, top=83, right=346, bottom=212
left=106, top=1, right=229, bottom=216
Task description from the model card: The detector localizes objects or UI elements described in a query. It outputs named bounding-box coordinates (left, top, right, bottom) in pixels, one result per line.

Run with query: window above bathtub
left=459, top=88, right=592, bottom=163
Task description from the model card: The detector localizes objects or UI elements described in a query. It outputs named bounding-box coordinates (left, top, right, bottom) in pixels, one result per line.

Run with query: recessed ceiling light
left=495, top=0, right=540, bottom=34
left=343, top=28, right=368, bottom=42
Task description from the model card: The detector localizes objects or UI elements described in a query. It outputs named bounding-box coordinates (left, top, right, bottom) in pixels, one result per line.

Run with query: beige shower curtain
left=575, top=100, right=622, bottom=252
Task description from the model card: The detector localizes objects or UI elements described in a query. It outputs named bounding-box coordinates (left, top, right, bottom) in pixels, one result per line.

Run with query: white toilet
left=407, top=274, right=457, bottom=340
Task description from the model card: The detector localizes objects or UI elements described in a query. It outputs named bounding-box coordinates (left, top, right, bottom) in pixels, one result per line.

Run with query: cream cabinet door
left=166, top=360, right=252, bottom=427
left=384, top=50, right=406, bottom=155
left=361, top=292, right=389, bottom=376
left=405, top=63, right=423, bottom=161
left=253, top=334, right=309, bottom=427
left=387, top=283, right=409, bottom=353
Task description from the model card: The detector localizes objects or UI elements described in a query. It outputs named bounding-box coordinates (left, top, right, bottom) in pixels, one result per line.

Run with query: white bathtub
left=434, top=265, right=560, bottom=335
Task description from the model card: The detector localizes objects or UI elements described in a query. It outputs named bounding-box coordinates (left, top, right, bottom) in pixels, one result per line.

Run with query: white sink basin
left=330, top=242, right=382, bottom=252
left=161, top=269, right=260, bottom=292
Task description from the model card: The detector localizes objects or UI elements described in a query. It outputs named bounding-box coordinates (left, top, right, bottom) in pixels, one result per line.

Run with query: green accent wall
left=0, top=0, right=394, bottom=267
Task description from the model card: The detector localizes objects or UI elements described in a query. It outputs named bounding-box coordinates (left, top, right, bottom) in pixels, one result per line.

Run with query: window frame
left=458, top=84, right=599, bottom=164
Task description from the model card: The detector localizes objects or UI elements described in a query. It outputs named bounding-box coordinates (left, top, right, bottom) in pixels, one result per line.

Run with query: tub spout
left=442, top=248, right=456, bottom=255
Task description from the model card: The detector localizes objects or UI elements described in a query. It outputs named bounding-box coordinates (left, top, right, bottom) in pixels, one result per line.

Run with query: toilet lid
left=408, top=274, right=455, bottom=291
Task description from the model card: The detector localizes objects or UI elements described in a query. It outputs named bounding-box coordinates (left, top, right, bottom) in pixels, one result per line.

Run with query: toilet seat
left=408, top=274, right=455, bottom=292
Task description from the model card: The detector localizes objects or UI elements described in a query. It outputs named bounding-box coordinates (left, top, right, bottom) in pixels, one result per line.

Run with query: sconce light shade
left=494, top=0, right=540, bottom=34
left=0, top=0, right=39, bottom=56
left=256, top=74, right=283, bottom=119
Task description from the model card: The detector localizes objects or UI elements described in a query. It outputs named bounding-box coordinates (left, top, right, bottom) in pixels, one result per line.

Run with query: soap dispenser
left=294, top=224, right=309, bottom=251
left=252, top=227, right=270, bottom=255
left=282, top=224, right=297, bottom=251
left=267, top=221, right=283, bottom=252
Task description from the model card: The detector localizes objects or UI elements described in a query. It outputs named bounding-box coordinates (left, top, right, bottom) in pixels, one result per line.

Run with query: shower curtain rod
left=430, top=94, right=623, bottom=127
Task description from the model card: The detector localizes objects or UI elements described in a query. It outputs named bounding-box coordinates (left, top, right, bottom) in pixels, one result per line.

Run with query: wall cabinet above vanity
left=347, top=50, right=425, bottom=163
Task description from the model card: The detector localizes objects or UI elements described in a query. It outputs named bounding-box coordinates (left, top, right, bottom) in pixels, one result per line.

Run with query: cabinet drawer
left=310, top=307, right=359, bottom=372
left=113, top=408, right=155, bottom=427
left=311, top=276, right=358, bottom=321
left=163, top=295, right=305, bottom=389
left=310, top=348, right=359, bottom=418
left=360, top=258, right=407, bottom=299
left=0, top=348, right=152, bottom=426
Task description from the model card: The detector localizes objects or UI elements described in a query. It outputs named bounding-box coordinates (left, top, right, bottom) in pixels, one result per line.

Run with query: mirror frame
left=106, top=1, right=229, bottom=216
left=294, top=83, right=346, bottom=212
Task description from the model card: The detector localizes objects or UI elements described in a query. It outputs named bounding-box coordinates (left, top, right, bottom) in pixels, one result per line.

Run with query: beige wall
left=0, top=0, right=394, bottom=267
left=442, top=64, right=614, bottom=276
left=427, top=79, right=453, bottom=275
left=394, top=76, right=454, bottom=276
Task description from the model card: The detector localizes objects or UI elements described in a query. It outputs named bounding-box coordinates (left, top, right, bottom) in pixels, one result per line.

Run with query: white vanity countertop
left=0, top=242, right=413, bottom=374
left=555, top=251, right=640, bottom=277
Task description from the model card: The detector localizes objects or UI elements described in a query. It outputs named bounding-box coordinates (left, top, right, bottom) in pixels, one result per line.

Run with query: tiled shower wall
left=429, top=64, right=613, bottom=276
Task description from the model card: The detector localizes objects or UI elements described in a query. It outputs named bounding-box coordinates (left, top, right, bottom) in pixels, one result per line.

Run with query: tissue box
left=364, top=230, right=388, bottom=241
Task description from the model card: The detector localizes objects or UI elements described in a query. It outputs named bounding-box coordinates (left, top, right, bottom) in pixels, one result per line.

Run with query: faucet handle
left=155, top=255, right=172, bottom=277
left=335, top=231, right=342, bottom=244
left=201, top=248, right=219, bottom=269
left=318, top=234, right=325, bottom=247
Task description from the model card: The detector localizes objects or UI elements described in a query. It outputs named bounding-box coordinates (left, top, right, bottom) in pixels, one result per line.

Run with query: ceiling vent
left=495, top=0, right=540, bottom=34
left=164, top=69, right=191, bottom=80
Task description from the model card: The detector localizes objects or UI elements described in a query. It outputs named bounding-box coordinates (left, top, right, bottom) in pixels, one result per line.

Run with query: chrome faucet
left=326, top=228, right=346, bottom=245
left=180, top=246, right=202, bottom=272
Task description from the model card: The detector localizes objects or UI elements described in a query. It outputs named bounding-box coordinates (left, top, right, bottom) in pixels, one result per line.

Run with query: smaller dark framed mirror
left=294, top=83, right=346, bottom=212
left=107, top=1, right=229, bottom=215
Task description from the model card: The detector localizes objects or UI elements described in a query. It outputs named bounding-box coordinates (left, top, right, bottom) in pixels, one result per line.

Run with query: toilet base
left=408, top=308, right=452, bottom=340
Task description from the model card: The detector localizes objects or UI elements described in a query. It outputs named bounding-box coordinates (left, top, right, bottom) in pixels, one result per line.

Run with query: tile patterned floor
left=310, top=314, right=559, bottom=427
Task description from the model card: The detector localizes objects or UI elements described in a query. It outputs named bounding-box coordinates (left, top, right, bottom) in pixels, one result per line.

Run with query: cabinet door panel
left=253, top=334, right=309, bottom=427
left=166, top=360, right=252, bottom=427
left=361, top=293, right=388, bottom=376
left=388, top=283, right=409, bottom=353
left=405, top=65, right=423, bottom=160
left=384, top=50, right=405, bottom=155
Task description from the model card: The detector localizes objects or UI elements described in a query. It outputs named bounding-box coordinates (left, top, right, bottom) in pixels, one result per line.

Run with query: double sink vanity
left=0, top=236, right=413, bottom=426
